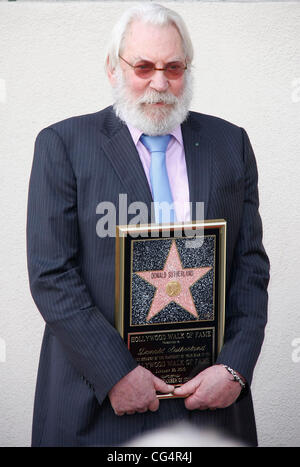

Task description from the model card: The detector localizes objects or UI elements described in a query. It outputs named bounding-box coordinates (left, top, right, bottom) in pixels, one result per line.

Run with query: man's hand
left=173, top=365, right=242, bottom=410
left=108, top=365, right=174, bottom=416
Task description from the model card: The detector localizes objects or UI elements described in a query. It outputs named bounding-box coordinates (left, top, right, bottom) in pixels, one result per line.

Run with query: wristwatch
left=222, top=365, right=246, bottom=390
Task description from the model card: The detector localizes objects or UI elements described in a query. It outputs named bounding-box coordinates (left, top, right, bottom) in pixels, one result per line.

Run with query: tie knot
left=140, top=134, right=171, bottom=154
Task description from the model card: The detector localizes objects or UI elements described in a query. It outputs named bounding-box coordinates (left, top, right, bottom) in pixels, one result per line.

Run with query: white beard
left=112, top=67, right=193, bottom=136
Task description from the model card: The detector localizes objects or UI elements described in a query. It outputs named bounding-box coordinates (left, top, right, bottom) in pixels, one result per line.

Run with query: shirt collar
left=126, top=123, right=183, bottom=147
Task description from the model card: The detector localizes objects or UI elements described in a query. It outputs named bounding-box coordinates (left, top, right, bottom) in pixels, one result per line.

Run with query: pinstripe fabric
left=27, top=106, right=269, bottom=447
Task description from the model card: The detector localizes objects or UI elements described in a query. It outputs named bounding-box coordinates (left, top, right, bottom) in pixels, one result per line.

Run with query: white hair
left=105, top=3, right=194, bottom=72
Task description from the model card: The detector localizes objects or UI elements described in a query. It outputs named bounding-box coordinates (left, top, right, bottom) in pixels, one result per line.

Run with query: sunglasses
left=119, top=55, right=187, bottom=80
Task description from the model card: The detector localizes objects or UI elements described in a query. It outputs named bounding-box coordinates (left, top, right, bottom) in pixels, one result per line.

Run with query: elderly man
left=27, top=3, right=269, bottom=447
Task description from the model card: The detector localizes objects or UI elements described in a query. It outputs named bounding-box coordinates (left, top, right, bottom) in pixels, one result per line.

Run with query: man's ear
left=106, top=57, right=117, bottom=86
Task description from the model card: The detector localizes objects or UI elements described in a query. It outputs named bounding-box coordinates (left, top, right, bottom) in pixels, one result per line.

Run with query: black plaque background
left=120, top=227, right=222, bottom=387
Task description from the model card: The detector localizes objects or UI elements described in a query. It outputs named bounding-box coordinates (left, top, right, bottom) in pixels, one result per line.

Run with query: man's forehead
left=123, top=19, right=184, bottom=55
left=130, top=54, right=185, bottom=63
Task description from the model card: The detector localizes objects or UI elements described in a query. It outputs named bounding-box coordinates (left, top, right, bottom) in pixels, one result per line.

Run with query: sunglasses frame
left=118, top=55, right=187, bottom=79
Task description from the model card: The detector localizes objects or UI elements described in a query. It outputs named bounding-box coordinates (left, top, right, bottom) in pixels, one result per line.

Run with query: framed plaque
left=115, top=220, right=226, bottom=398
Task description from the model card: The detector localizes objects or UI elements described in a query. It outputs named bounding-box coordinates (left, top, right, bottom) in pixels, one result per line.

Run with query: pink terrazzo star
left=136, top=240, right=212, bottom=322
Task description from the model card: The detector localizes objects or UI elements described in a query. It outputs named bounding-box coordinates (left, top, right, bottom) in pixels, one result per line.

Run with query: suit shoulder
left=36, top=106, right=119, bottom=142
left=185, top=111, right=247, bottom=154
left=187, top=110, right=242, bottom=134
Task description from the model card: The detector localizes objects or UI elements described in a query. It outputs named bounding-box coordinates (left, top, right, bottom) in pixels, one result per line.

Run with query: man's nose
left=149, top=70, right=169, bottom=92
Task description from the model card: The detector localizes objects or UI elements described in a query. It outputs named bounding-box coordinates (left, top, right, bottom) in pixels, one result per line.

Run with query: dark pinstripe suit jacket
left=27, top=106, right=269, bottom=447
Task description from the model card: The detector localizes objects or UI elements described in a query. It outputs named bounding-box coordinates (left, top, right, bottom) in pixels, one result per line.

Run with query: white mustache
left=137, top=91, right=178, bottom=105
left=112, top=65, right=193, bottom=135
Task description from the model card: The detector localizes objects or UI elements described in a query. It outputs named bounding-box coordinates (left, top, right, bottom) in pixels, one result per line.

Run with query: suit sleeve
left=26, top=127, right=138, bottom=404
left=215, top=128, right=270, bottom=386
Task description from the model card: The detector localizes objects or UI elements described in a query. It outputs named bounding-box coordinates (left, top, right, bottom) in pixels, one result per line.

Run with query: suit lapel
left=181, top=115, right=212, bottom=220
left=101, top=114, right=153, bottom=212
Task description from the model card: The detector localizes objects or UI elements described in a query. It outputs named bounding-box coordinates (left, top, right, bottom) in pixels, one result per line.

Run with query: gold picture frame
left=115, top=219, right=226, bottom=398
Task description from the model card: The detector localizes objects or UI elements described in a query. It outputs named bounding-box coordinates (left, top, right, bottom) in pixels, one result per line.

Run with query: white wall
left=0, top=1, right=300, bottom=447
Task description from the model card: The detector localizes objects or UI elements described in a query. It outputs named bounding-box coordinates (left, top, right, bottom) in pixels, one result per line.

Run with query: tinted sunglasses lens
left=165, top=62, right=186, bottom=79
left=134, top=61, right=186, bottom=79
left=134, top=62, right=155, bottom=78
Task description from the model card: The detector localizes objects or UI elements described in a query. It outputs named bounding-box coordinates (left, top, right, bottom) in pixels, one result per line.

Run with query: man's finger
left=153, top=376, right=174, bottom=394
left=173, top=377, right=200, bottom=397
left=184, top=393, right=207, bottom=411
left=148, top=398, right=159, bottom=412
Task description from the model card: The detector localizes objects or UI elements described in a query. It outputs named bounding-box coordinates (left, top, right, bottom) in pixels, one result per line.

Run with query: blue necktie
left=140, top=134, right=176, bottom=223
